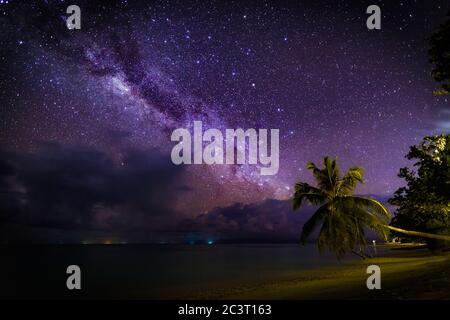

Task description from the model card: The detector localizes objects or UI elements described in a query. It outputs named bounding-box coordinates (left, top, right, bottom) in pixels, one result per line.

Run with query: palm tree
left=292, top=156, right=390, bottom=259
left=293, top=156, right=450, bottom=259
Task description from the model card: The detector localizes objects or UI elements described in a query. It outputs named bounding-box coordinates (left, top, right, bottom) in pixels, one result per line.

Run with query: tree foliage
left=429, top=12, right=450, bottom=95
left=389, top=134, right=450, bottom=249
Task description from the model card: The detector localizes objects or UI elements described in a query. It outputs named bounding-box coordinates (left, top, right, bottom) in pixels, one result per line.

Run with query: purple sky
left=0, top=0, right=449, bottom=242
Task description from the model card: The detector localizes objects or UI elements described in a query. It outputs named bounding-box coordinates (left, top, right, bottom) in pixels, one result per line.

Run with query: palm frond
left=315, top=197, right=360, bottom=258
left=300, top=203, right=329, bottom=244
left=306, top=161, right=326, bottom=183
left=306, top=158, right=338, bottom=193
left=339, top=166, right=364, bottom=195
left=318, top=210, right=357, bottom=259
left=292, top=182, right=327, bottom=210
left=348, top=196, right=391, bottom=221
left=352, top=207, right=389, bottom=241
left=324, top=156, right=340, bottom=189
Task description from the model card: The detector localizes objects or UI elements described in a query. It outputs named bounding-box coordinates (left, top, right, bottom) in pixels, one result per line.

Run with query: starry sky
left=0, top=0, right=449, bottom=242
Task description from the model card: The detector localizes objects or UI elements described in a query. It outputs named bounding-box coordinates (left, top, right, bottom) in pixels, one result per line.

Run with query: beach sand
left=191, top=249, right=450, bottom=300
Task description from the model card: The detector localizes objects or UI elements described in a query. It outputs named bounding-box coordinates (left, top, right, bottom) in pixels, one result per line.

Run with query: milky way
left=1, top=0, right=449, bottom=220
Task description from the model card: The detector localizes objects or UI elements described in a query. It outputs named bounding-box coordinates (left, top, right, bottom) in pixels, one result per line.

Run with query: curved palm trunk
left=386, top=225, right=450, bottom=241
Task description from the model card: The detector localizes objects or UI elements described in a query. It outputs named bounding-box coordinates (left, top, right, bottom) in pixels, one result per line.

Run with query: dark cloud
left=0, top=143, right=185, bottom=232
left=179, top=195, right=394, bottom=243
left=0, top=141, right=393, bottom=243
left=180, top=199, right=315, bottom=242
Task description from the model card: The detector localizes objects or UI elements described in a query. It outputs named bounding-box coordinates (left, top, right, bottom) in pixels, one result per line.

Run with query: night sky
left=0, top=0, right=449, bottom=243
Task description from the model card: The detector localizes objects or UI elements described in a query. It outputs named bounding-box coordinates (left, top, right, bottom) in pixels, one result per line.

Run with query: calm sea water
left=1, top=243, right=381, bottom=299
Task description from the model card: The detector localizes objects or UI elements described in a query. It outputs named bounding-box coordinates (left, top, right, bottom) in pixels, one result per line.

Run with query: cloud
left=179, top=194, right=394, bottom=243
left=0, top=143, right=185, bottom=231
left=179, top=199, right=315, bottom=242
left=0, top=142, right=394, bottom=243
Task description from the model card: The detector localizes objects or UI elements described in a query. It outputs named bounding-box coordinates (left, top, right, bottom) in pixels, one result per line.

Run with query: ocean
left=1, top=243, right=380, bottom=299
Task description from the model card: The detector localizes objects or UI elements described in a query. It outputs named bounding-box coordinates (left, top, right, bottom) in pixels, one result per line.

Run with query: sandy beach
left=191, top=249, right=450, bottom=300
